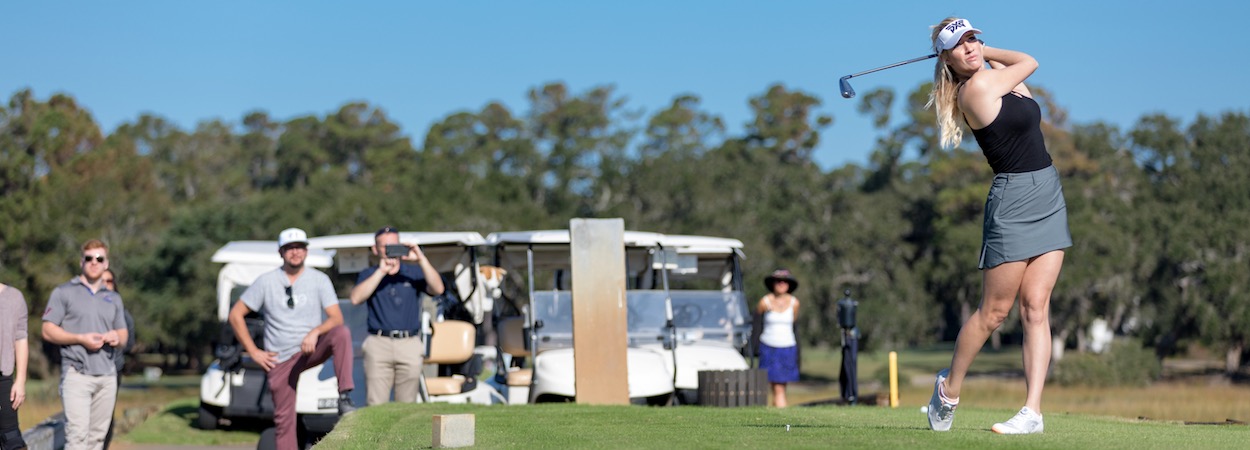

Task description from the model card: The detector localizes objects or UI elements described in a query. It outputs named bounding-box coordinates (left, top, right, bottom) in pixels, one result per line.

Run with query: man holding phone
left=349, top=226, right=445, bottom=405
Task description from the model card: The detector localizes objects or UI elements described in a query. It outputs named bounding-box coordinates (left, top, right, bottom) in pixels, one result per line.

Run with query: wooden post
left=569, top=218, right=629, bottom=404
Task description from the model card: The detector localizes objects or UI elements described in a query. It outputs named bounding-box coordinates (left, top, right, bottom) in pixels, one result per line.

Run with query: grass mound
left=316, top=402, right=1245, bottom=450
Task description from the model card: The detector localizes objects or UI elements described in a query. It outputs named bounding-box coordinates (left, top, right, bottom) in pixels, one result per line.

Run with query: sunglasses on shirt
left=285, top=286, right=295, bottom=309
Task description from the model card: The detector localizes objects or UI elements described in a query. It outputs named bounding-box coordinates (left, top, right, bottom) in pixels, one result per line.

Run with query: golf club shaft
left=844, top=53, right=938, bottom=79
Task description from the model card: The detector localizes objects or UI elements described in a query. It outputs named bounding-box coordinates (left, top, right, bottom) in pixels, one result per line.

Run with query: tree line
left=1, top=82, right=1246, bottom=379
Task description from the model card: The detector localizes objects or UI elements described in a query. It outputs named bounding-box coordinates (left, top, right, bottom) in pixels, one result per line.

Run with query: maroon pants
left=267, top=325, right=354, bottom=450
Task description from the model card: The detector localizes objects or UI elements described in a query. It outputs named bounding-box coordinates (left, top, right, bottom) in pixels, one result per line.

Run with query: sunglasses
left=83, top=255, right=107, bottom=263
left=285, top=286, right=295, bottom=308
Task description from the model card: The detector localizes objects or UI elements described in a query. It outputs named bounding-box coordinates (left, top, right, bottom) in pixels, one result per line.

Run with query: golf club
left=839, top=53, right=938, bottom=99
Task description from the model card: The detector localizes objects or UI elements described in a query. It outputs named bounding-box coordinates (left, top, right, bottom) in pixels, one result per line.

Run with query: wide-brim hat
left=764, top=269, right=799, bottom=293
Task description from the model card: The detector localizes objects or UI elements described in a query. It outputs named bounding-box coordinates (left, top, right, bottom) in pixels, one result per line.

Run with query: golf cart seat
left=422, top=320, right=477, bottom=395
left=496, top=316, right=532, bottom=386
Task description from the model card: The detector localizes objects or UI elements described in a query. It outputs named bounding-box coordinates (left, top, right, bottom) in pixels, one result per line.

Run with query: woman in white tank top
left=756, top=269, right=800, bottom=408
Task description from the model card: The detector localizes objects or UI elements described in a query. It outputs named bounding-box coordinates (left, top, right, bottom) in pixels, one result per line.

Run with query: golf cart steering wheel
left=672, top=304, right=704, bottom=327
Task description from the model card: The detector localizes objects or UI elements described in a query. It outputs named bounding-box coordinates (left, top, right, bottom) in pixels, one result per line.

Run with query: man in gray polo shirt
left=228, top=228, right=355, bottom=450
left=42, top=239, right=128, bottom=450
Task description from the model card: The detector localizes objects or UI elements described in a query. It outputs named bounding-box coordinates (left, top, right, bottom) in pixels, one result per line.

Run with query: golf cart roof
left=210, top=241, right=335, bottom=267
left=660, top=235, right=744, bottom=254
left=486, top=229, right=666, bottom=247
left=487, top=229, right=664, bottom=274
left=308, top=231, right=486, bottom=249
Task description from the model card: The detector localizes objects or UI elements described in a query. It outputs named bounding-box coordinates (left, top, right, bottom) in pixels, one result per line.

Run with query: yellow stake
left=889, top=351, right=899, bottom=408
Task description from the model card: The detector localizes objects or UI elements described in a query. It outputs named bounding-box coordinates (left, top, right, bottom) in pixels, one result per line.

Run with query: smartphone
left=384, top=244, right=409, bottom=258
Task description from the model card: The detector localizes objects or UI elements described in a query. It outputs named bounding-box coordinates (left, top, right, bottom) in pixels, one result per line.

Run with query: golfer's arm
left=978, top=46, right=1036, bottom=95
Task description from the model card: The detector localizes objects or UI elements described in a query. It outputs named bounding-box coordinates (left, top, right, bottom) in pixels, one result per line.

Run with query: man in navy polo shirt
left=349, top=226, right=444, bottom=405
left=42, top=239, right=128, bottom=450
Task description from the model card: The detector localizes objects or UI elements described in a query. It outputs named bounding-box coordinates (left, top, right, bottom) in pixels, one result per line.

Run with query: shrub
left=1052, top=339, right=1161, bottom=387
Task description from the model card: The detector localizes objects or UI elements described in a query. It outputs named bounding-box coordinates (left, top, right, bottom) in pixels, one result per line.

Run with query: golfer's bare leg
left=1018, top=250, right=1064, bottom=414
left=771, top=383, right=788, bottom=408
left=945, top=260, right=1026, bottom=399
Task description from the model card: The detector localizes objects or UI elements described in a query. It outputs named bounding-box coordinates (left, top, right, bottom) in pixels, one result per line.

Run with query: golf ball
left=920, top=405, right=929, bottom=414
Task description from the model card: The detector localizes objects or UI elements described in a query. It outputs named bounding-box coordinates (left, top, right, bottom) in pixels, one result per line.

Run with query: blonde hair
left=926, top=17, right=965, bottom=150
left=81, top=239, right=109, bottom=253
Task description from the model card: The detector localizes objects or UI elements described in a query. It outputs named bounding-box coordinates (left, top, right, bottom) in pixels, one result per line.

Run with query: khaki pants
left=61, top=366, right=117, bottom=450
left=362, top=334, right=424, bottom=405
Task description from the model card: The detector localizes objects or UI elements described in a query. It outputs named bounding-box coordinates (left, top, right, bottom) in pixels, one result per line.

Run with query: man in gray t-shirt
left=42, top=239, right=128, bottom=450
left=227, top=228, right=355, bottom=450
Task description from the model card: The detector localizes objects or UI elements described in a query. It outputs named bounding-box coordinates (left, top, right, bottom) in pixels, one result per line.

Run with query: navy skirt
left=759, top=343, right=799, bottom=383
left=980, top=165, right=1073, bottom=269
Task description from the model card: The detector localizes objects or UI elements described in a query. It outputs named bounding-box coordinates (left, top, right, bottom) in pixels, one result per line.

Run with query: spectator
left=42, top=239, right=128, bottom=450
left=349, top=226, right=444, bottom=406
left=102, top=269, right=135, bottom=450
left=227, top=228, right=355, bottom=450
left=756, top=269, right=800, bottom=408
left=0, top=281, right=29, bottom=450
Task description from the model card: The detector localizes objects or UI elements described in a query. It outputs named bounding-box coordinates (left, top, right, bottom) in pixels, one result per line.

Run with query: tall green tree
left=527, top=82, right=634, bottom=218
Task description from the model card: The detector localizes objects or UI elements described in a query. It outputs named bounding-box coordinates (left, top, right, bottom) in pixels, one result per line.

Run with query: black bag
left=214, top=316, right=265, bottom=372
left=0, top=428, right=26, bottom=450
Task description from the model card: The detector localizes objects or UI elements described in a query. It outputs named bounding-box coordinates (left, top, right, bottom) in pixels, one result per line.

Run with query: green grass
left=316, top=402, right=1247, bottom=450
left=114, top=347, right=1250, bottom=447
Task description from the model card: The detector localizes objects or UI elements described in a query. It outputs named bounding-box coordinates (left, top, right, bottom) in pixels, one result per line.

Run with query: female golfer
left=757, top=269, right=800, bottom=408
left=925, top=17, right=1071, bottom=434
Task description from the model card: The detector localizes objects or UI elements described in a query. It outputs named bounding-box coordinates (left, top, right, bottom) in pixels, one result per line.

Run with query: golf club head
left=839, top=76, right=855, bottom=99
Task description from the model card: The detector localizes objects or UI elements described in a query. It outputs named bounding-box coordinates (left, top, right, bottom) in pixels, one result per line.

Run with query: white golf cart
left=199, top=232, right=497, bottom=444
left=632, top=234, right=752, bottom=405
left=485, top=230, right=682, bottom=405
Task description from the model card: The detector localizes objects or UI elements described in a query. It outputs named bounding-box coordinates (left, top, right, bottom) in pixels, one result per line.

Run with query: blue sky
left=3, top=1, right=1247, bottom=170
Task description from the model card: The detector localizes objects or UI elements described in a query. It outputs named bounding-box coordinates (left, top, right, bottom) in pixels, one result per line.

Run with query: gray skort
left=979, top=165, right=1073, bottom=269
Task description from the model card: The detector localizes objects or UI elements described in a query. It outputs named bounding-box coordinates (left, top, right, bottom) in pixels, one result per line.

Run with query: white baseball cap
left=936, top=18, right=982, bottom=51
left=278, top=228, right=309, bottom=247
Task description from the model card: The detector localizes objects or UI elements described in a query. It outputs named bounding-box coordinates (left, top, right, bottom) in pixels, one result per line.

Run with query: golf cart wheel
left=196, top=403, right=222, bottom=430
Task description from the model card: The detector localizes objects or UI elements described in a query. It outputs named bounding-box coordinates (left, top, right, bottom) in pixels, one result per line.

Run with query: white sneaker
left=992, top=406, right=1044, bottom=434
left=927, top=369, right=958, bottom=431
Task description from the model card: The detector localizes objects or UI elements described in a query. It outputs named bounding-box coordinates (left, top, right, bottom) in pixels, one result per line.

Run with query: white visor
left=937, top=18, right=982, bottom=51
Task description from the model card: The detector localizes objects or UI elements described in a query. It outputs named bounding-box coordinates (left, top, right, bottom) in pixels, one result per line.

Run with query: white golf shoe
left=927, top=369, right=958, bottom=431
left=992, top=406, right=1044, bottom=434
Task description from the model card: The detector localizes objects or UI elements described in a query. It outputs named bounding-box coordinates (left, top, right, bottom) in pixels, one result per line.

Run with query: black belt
left=370, top=329, right=421, bottom=338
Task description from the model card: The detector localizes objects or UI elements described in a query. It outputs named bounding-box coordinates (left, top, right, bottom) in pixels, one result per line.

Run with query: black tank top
left=969, top=93, right=1052, bottom=174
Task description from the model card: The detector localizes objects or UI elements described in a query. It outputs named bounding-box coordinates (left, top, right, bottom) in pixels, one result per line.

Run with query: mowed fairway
left=314, top=402, right=1246, bottom=449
